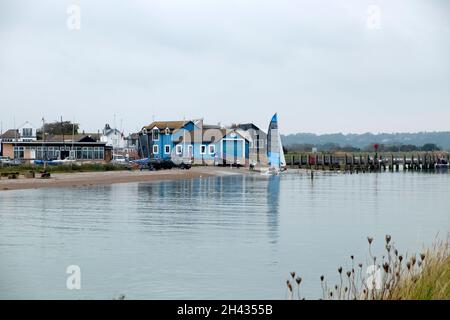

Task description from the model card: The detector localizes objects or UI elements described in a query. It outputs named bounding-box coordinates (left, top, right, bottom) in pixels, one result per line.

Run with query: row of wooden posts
left=0, top=170, right=50, bottom=180
left=286, top=153, right=450, bottom=172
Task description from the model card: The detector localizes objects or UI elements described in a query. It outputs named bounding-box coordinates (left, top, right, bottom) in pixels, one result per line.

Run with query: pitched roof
left=234, top=128, right=252, bottom=143
left=103, top=128, right=122, bottom=135
left=202, top=128, right=226, bottom=143
left=127, top=133, right=139, bottom=139
left=44, top=134, right=101, bottom=142
left=236, top=123, right=263, bottom=132
left=203, top=124, right=222, bottom=130
left=144, top=121, right=188, bottom=131
left=0, top=129, right=20, bottom=139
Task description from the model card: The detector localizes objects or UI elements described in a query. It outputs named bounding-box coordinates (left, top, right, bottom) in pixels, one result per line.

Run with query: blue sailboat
left=266, top=113, right=286, bottom=174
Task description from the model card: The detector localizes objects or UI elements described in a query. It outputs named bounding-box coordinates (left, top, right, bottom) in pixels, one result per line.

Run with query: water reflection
left=135, top=175, right=281, bottom=241
left=0, top=173, right=449, bottom=299
left=266, top=176, right=280, bottom=241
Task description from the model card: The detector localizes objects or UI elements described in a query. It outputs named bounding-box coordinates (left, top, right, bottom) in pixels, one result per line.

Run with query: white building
left=100, top=124, right=126, bottom=150
left=18, top=121, right=38, bottom=142
left=0, top=121, right=37, bottom=154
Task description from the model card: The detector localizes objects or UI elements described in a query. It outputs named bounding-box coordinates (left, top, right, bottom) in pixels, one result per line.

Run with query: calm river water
left=0, top=171, right=449, bottom=299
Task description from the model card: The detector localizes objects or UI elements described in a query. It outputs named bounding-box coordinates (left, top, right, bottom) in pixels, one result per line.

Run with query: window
left=152, top=128, right=159, bottom=141
left=13, top=147, right=24, bottom=159
left=94, top=147, right=104, bottom=159
left=176, top=145, right=183, bottom=155
left=209, top=145, right=215, bottom=154
left=47, top=147, right=55, bottom=159
left=165, top=128, right=171, bottom=135
left=153, top=145, right=159, bottom=154
left=22, top=128, right=33, bottom=137
left=76, top=147, right=82, bottom=160
left=200, top=145, right=206, bottom=154
left=87, top=147, right=94, bottom=159
left=82, top=147, right=89, bottom=159
left=164, top=145, right=171, bottom=154
left=36, top=147, right=43, bottom=159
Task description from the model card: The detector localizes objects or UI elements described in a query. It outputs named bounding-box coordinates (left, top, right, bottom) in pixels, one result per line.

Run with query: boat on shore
left=33, top=158, right=76, bottom=166
left=259, top=113, right=286, bottom=175
left=436, top=158, right=449, bottom=170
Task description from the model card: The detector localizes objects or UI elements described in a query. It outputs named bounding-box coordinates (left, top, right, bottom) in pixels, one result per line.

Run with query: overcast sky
left=1, top=0, right=449, bottom=134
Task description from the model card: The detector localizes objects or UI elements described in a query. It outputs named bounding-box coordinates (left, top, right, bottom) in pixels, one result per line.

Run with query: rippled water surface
left=0, top=172, right=449, bottom=299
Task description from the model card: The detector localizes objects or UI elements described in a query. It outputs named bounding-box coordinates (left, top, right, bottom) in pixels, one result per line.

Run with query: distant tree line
left=364, top=143, right=441, bottom=152
left=284, top=143, right=359, bottom=153
left=281, top=132, right=450, bottom=151
left=284, top=143, right=441, bottom=153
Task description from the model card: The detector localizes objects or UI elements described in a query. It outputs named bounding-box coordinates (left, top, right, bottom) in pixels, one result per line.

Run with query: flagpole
left=42, top=117, right=47, bottom=171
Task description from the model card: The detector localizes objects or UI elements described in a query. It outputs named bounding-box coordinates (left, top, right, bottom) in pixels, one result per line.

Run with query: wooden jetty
left=285, top=152, right=450, bottom=173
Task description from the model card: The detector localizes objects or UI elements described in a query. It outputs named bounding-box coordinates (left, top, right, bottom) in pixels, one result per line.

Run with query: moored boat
left=259, top=113, right=286, bottom=175
left=436, top=158, right=449, bottom=170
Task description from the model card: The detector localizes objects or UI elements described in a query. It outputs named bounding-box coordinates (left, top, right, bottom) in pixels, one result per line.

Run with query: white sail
left=278, top=131, right=286, bottom=167
left=267, top=113, right=286, bottom=172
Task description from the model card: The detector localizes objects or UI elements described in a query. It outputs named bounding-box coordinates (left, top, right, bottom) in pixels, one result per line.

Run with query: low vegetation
left=0, top=163, right=130, bottom=174
left=286, top=235, right=449, bottom=300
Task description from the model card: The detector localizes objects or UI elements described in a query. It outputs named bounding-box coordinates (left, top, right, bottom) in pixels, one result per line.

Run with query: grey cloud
left=0, top=0, right=449, bottom=134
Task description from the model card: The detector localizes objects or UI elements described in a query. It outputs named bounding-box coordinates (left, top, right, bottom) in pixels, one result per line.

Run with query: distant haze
left=1, top=0, right=449, bottom=134
left=282, top=131, right=450, bottom=150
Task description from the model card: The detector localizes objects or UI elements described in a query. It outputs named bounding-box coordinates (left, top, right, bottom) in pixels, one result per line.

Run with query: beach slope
left=0, top=167, right=242, bottom=191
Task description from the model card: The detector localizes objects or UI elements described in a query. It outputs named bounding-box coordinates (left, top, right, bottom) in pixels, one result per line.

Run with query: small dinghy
left=260, top=113, right=286, bottom=175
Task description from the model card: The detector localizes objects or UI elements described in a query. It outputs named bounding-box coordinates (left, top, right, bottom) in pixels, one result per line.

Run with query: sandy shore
left=0, top=167, right=245, bottom=191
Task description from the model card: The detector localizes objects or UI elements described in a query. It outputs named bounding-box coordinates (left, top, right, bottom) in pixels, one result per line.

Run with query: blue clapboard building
left=138, top=119, right=260, bottom=166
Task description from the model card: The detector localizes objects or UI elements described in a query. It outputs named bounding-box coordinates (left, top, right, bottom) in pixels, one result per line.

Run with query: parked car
left=111, top=154, right=128, bottom=165
left=136, top=158, right=191, bottom=171
left=9, top=159, right=23, bottom=166
left=0, top=156, right=12, bottom=166
left=171, top=157, right=192, bottom=169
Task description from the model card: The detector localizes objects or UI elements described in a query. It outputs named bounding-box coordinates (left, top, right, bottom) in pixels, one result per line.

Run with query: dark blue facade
left=138, top=121, right=250, bottom=166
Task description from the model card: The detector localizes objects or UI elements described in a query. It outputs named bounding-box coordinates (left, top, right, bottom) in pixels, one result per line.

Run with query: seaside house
left=123, top=133, right=140, bottom=159
left=234, top=123, right=268, bottom=166
left=0, top=122, right=38, bottom=154
left=0, top=129, right=19, bottom=155
left=0, top=129, right=20, bottom=143
left=125, top=133, right=139, bottom=151
left=100, top=124, right=126, bottom=150
left=17, top=121, right=38, bottom=142
left=138, top=119, right=261, bottom=166
left=0, top=133, right=111, bottom=163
